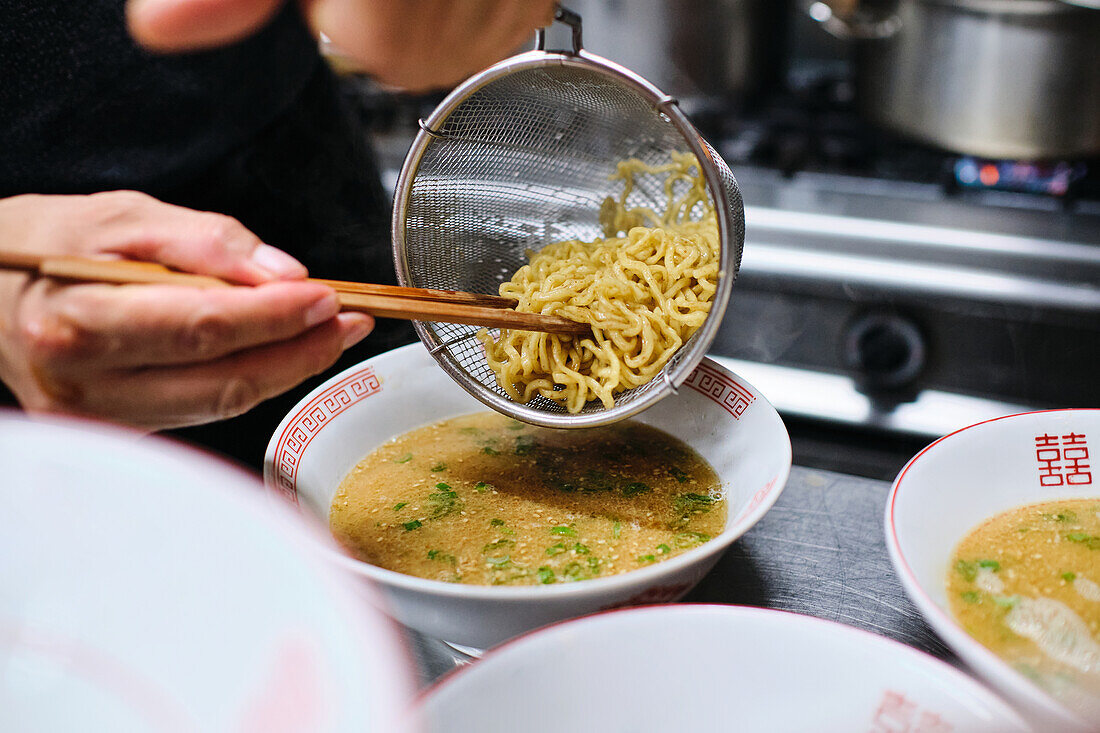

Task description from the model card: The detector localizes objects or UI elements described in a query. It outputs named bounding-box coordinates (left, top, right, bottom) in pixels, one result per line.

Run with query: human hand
left=0, top=192, right=373, bottom=430
left=126, top=0, right=556, bottom=92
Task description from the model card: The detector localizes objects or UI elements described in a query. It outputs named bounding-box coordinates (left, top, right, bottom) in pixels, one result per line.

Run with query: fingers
left=126, top=0, right=285, bottom=52
left=86, top=191, right=307, bottom=284
left=0, top=191, right=371, bottom=433
left=21, top=280, right=345, bottom=371
left=126, top=0, right=557, bottom=92
left=30, top=313, right=373, bottom=429
left=304, top=0, right=558, bottom=93
left=0, top=192, right=306, bottom=285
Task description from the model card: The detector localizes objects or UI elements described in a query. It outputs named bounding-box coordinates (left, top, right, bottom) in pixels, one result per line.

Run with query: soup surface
left=330, top=412, right=725, bottom=586
left=947, top=498, right=1100, bottom=718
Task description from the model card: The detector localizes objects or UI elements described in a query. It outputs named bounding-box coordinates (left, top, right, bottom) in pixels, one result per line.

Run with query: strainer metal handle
left=534, top=6, right=583, bottom=54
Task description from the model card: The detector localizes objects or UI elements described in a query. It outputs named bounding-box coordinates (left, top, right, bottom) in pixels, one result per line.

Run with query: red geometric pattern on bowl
left=869, top=689, right=953, bottom=733
left=272, top=358, right=758, bottom=505
left=683, top=361, right=755, bottom=420
left=271, top=368, right=381, bottom=503
left=597, top=582, right=692, bottom=612
left=731, top=475, right=779, bottom=524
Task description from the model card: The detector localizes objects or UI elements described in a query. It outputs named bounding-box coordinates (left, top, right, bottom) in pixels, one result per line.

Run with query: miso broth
left=947, top=498, right=1100, bottom=718
left=330, top=412, right=725, bottom=586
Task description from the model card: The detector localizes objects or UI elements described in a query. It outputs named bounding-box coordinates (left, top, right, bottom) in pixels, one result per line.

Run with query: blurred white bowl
left=419, top=604, right=1030, bottom=732
left=264, top=343, right=792, bottom=650
left=0, top=412, right=415, bottom=732
left=886, top=408, right=1100, bottom=731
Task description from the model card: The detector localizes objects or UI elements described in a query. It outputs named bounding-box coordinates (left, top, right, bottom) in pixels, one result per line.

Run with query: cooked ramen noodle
left=477, top=153, right=720, bottom=413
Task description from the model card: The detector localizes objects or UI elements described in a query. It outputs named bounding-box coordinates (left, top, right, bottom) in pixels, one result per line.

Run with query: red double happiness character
left=1061, top=432, right=1092, bottom=486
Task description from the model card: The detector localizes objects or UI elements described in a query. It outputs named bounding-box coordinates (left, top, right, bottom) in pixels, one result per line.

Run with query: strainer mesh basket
left=393, top=49, right=745, bottom=428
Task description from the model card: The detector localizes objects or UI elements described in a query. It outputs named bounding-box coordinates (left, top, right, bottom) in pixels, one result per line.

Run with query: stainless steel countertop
left=406, top=464, right=956, bottom=688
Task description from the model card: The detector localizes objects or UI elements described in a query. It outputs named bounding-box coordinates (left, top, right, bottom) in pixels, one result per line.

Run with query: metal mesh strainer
left=392, top=8, right=745, bottom=428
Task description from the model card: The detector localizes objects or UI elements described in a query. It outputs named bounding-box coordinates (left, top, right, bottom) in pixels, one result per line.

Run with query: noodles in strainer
left=477, top=153, right=719, bottom=413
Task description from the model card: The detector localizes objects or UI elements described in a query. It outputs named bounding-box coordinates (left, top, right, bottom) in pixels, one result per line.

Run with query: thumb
left=126, top=0, right=285, bottom=52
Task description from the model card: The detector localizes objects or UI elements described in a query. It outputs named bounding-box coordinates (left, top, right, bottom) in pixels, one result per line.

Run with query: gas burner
left=698, top=79, right=1100, bottom=209
left=953, top=158, right=1089, bottom=198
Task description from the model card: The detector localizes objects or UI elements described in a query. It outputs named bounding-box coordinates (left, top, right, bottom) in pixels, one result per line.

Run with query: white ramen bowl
left=419, top=604, right=1030, bottom=732
left=0, top=411, right=416, bottom=732
left=886, top=409, right=1100, bottom=732
left=264, top=343, right=792, bottom=650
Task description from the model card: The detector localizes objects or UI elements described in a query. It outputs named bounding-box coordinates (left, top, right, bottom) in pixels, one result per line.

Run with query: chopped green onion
left=395, top=453, right=413, bottom=464
left=673, top=492, right=717, bottom=520
left=992, top=595, right=1018, bottom=608
left=482, top=538, right=515, bottom=553
left=612, top=521, right=622, bottom=539
left=426, top=487, right=461, bottom=519
left=562, top=562, right=587, bottom=582
left=482, top=446, right=499, bottom=456
left=1043, top=510, right=1077, bottom=523
left=669, top=467, right=690, bottom=484
left=573, top=543, right=590, bottom=555
left=431, top=462, right=447, bottom=472
left=392, top=502, right=407, bottom=511
left=636, top=554, right=656, bottom=564
left=427, top=549, right=456, bottom=564
left=475, top=481, right=492, bottom=493
left=1065, top=533, right=1100, bottom=549
left=978, top=559, right=1001, bottom=572
left=550, top=526, right=576, bottom=536
left=537, top=567, right=556, bottom=584
left=490, top=518, right=505, bottom=526
left=402, top=519, right=422, bottom=531
left=545, top=543, right=567, bottom=556
left=955, top=560, right=979, bottom=582
left=673, top=531, right=711, bottom=548
left=656, top=544, right=670, bottom=554
left=960, top=591, right=982, bottom=604
left=1062, top=572, right=1077, bottom=582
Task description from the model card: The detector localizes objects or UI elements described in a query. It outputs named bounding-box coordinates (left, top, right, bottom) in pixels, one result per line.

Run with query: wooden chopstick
left=0, top=251, right=590, bottom=337
left=309, top=278, right=517, bottom=310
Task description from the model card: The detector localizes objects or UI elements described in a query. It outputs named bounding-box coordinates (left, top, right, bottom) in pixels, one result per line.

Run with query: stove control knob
left=843, top=313, right=925, bottom=391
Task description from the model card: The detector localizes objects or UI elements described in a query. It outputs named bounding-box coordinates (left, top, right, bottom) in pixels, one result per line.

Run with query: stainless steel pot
left=810, top=0, right=1100, bottom=159
left=563, top=0, right=784, bottom=105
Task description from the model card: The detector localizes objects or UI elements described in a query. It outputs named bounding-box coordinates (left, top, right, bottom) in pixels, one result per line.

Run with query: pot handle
left=806, top=0, right=901, bottom=40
